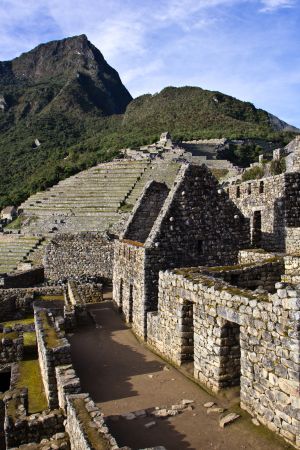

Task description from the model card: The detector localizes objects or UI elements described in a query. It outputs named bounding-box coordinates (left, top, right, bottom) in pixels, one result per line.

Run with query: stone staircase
left=0, top=235, right=44, bottom=274
left=19, top=160, right=150, bottom=234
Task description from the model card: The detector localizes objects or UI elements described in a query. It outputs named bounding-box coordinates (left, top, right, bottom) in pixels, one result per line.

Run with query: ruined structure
left=113, top=164, right=250, bottom=339
left=0, top=134, right=300, bottom=449
left=112, top=152, right=300, bottom=448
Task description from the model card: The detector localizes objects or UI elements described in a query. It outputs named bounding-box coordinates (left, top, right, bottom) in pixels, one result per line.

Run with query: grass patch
left=0, top=332, right=18, bottom=340
left=36, top=294, right=64, bottom=301
left=17, top=359, right=47, bottom=413
left=210, top=169, right=229, bottom=180
left=24, top=331, right=36, bottom=347
left=73, top=398, right=110, bottom=450
left=1, top=317, right=34, bottom=327
left=119, top=202, right=134, bottom=213
left=4, top=216, right=24, bottom=230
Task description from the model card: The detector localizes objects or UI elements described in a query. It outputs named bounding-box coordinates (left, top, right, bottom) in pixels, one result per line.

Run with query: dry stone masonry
left=44, top=232, right=114, bottom=282
left=114, top=163, right=250, bottom=338
left=2, top=141, right=300, bottom=448
left=34, top=308, right=72, bottom=409
left=113, top=160, right=300, bottom=448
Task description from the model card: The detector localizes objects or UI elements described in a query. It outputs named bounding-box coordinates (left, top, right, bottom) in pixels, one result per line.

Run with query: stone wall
left=4, top=388, right=65, bottom=448
left=198, top=257, right=284, bottom=293
left=238, top=249, right=277, bottom=264
left=0, top=286, right=63, bottom=322
left=68, top=281, right=103, bottom=305
left=66, top=394, right=119, bottom=450
left=0, top=329, right=23, bottom=363
left=228, top=174, right=286, bottom=251
left=228, top=172, right=300, bottom=253
left=282, top=255, right=300, bottom=284
left=1, top=267, right=44, bottom=289
left=44, top=232, right=114, bottom=282
left=34, top=308, right=71, bottom=409
left=55, top=365, right=81, bottom=413
left=147, top=269, right=300, bottom=448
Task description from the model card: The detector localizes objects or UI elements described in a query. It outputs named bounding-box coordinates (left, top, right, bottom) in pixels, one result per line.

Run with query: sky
left=0, top=0, right=299, bottom=127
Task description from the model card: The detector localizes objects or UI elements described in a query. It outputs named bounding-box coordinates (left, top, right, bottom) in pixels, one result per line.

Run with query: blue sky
left=0, top=0, right=299, bottom=127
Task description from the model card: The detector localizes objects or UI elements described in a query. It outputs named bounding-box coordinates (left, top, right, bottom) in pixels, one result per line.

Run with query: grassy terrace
left=17, top=358, right=47, bottom=414
left=73, top=398, right=110, bottom=450
left=1, top=317, right=34, bottom=328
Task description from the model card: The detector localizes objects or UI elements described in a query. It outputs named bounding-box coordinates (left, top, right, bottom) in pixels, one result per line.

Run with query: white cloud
left=0, top=0, right=299, bottom=126
left=259, top=0, right=295, bottom=12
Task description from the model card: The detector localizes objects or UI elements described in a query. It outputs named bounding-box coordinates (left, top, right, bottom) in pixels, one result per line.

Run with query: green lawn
left=17, top=359, right=47, bottom=413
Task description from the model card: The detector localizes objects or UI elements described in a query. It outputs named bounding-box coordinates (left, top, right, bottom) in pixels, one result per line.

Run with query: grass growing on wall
left=17, top=359, right=47, bottom=413
left=1, top=317, right=34, bottom=327
left=36, top=294, right=64, bottom=301
left=73, top=398, right=111, bottom=450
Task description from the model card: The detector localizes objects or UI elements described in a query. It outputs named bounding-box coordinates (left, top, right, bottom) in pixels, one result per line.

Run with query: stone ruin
left=0, top=135, right=300, bottom=448
left=113, top=162, right=300, bottom=448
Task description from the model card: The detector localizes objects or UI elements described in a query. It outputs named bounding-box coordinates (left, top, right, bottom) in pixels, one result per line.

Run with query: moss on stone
left=39, top=311, right=61, bottom=348
left=1, top=317, right=34, bottom=327
left=0, top=332, right=18, bottom=340
left=36, top=294, right=64, bottom=301
left=17, top=359, right=47, bottom=413
left=73, top=398, right=110, bottom=450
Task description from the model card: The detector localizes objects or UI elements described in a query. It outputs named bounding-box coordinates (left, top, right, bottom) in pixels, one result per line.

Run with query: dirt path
left=69, top=301, right=291, bottom=450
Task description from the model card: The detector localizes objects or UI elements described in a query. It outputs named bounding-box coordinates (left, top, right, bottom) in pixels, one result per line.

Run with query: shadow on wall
left=258, top=198, right=286, bottom=252
left=69, top=302, right=162, bottom=403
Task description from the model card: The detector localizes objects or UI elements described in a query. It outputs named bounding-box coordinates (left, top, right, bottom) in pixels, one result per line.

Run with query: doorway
left=220, top=321, right=241, bottom=388
left=252, top=210, right=262, bottom=247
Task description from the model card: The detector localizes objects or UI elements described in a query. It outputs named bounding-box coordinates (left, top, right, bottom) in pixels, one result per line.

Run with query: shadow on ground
left=69, top=302, right=162, bottom=403
left=107, top=415, right=193, bottom=450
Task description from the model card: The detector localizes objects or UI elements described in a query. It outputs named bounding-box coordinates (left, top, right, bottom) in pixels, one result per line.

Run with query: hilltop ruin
left=0, top=133, right=299, bottom=449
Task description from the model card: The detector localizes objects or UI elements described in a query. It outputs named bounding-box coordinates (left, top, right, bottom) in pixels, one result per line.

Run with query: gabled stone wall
left=114, top=164, right=250, bottom=338
left=124, top=181, right=169, bottom=243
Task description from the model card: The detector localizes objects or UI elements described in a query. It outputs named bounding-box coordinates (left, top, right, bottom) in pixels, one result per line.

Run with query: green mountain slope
left=0, top=35, right=298, bottom=209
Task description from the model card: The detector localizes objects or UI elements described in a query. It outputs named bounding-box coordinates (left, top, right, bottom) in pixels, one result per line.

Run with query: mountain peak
left=0, top=34, right=132, bottom=116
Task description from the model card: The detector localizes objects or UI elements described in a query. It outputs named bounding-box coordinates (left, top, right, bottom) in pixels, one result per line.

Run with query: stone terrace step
left=19, top=159, right=151, bottom=233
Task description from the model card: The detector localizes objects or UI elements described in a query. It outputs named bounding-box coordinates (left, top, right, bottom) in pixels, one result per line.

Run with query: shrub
left=270, top=157, right=286, bottom=175
left=242, top=165, right=264, bottom=181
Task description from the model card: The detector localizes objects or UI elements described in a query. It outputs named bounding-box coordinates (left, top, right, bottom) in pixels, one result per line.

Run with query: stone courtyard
left=0, top=133, right=299, bottom=449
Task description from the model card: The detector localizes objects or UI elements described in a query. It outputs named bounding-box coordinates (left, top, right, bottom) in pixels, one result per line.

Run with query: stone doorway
left=252, top=210, right=262, bottom=247
left=0, top=370, right=10, bottom=393
left=220, top=321, right=241, bottom=389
